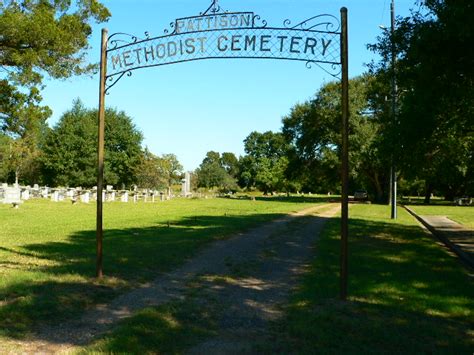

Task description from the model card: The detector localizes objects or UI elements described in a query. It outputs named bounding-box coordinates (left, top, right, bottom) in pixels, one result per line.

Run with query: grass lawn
left=0, top=196, right=326, bottom=340
left=408, top=205, right=474, bottom=229
left=270, top=204, right=473, bottom=353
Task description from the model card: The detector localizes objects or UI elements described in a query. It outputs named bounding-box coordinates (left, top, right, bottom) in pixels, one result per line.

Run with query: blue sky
left=41, top=0, right=418, bottom=171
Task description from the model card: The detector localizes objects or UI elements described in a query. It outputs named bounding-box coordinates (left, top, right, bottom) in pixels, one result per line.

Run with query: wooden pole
left=340, top=7, right=349, bottom=300
left=96, top=28, right=108, bottom=278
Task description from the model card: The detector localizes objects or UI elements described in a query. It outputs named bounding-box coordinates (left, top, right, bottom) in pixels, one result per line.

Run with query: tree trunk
left=373, top=173, right=384, bottom=203
left=424, top=182, right=433, bottom=204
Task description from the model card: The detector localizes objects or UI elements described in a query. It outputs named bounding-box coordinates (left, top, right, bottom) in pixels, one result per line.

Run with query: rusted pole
left=390, top=0, right=398, bottom=220
left=340, top=7, right=349, bottom=301
left=96, top=28, right=108, bottom=278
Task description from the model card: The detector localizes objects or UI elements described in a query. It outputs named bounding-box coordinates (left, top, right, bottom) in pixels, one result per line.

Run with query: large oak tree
left=0, top=0, right=110, bottom=183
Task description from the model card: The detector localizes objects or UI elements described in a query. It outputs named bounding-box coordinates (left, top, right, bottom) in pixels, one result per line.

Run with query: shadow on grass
left=2, top=210, right=472, bottom=353
left=224, top=194, right=339, bottom=204
left=270, top=216, right=474, bottom=353
left=0, top=212, right=285, bottom=340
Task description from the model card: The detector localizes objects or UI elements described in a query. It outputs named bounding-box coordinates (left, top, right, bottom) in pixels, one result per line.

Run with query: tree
left=240, top=131, right=290, bottom=194
left=220, top=152, right=240, bottom=178
left=195, top=151, right=237, bottom=191
left=158, top=153, right=183, bottom=192
left=0, top=1, right=110, bottom=90
left=283, top=75, right=390, bottom=201
left=0, top=1, right=110, bottom=184
left=0, top=80, right=51, bottom=184
left=41, top=100, right=143, bottom=188
left=136, top=148, right=164, bottom=190
left=369, top=0, right=474, bottom=201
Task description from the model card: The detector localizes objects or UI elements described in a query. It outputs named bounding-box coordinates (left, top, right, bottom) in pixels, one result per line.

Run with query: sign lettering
left=105, top=9, right=342, bottom=87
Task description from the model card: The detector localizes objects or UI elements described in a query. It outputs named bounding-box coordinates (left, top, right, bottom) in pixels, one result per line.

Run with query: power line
left=381, top=0, right=388, bottom=25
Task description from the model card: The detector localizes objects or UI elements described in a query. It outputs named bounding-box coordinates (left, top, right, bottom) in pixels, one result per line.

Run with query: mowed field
left=81, top=204, right=474, bottom=353
left=0, top=196, right=326, bottom=340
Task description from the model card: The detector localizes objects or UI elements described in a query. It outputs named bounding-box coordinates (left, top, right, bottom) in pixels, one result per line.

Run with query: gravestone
left=31, top=184, right=40, bottom=198
left=66, top=189, right=75, bottom=199
left=81, top=191, right=90, bottom=204
left=51, top=190, right=59, bottom=202
left=21, top=188, right=30, bottom=200
left=58, top=190, right=66, bottom=201
left=121, top=191, right=129, bottom=202
left=3, top=186, right=22, bottom=208
left=181, top=172, right=191, bottom=197
left=41, top=187, right=49, bottom=198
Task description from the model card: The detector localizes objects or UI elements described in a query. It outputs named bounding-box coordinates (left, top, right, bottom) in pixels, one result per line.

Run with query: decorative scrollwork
left=306, top=61, right=341, bottom=78
left=107, top=33, right=140, bottom=50
left=164, top=21, right=175, bottom=35
left=144, top=31, right=150, bottom=39
left=284, top=14, right=340, bottom=33
left=201, top=0, right=226, bottom=15
left=105, top=71, right=132, bottom=94
left=253, top=14, right=268, bottom=29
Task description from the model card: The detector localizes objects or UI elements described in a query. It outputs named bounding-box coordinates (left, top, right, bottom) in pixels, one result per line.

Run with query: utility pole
left=390, top=0, right=397, bottom=219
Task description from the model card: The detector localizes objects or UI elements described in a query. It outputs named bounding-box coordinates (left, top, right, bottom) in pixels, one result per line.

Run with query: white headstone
left=41, top=187, right=49, bottom=198
left=21, top=189, right=30, bottom=200
left=3, top=186, right=22, bottom=206
left=66, top=189, right=75, bottom=199
left=186, top=172, right=191, bottom=195
left=81, top=191, right=90, bottom=203
left=51, top=190, right=59, bottom=202
left=181, top=172, right=191, bottom=197
left=121, top=191, right=129, bottom=202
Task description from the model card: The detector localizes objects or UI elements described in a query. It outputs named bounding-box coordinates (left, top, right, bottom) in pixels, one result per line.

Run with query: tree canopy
left=369, top=0, right=474, bottom=200
left=41, top=100, right=143, bottom=188
left=0, top=0, right=110, bottom=185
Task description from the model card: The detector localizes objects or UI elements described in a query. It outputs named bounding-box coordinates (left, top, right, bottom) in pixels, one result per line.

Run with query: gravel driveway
left=2, top=203, right=339, bottom=354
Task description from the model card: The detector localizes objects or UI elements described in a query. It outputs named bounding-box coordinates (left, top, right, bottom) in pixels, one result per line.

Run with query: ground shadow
left=265, top=216, right=474, bottom=353
left=0, top=211, right=286, bottom=340
left=1, top=212, right=472, bottom=353
left=224, top=194, right=339, bottom=204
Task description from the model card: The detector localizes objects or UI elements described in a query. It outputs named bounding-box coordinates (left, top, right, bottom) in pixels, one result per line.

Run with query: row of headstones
left=0, top=183, right=181, bottom=206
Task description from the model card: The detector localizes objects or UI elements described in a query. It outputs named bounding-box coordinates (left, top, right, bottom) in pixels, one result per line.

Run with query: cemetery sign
left=104, top=2, right=342, bottom=91
left=96, top=0, right=350, bottom=300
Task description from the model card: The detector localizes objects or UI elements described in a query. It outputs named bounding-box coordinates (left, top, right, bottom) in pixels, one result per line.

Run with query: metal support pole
left=390, top=0, right=397, bottom=219
left=340, top=7, right=349, bottom=301
left=96, top=28, right=108, bottom=278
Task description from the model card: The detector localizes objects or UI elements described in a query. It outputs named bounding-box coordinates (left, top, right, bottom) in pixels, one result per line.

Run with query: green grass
left=0, top=196, right=325, bottom=340
left=408, top=205, right=474, bottom=228
left=84, top=278, right=223, bottom=354
left=269, top=204, right=473, bottom=354
left=84, top=300, right=218, bottom=354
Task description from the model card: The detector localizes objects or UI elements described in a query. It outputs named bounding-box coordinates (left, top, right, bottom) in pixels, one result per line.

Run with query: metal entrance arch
left=96, top=1, right=350, bottom=299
